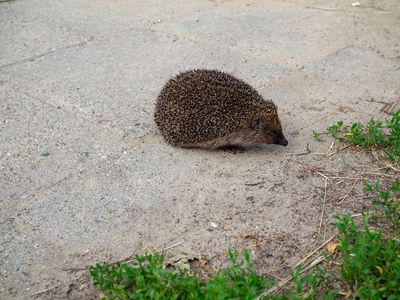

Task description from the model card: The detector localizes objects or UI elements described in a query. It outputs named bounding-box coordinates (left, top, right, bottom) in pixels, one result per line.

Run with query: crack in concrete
left=11, top=217, right=67, bottom=257
left=0, top=37, right=96, bottom=69
left=1, top=82, right=154, bottom=220
left=304, top=5, right=400, bottom=15
left=0, top=25, right=141, bottom=70
left=2, top=131, right=152, bottom=219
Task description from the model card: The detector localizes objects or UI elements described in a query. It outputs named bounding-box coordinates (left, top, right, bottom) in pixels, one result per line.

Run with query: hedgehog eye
left=251, top=118, right=261, bottom=130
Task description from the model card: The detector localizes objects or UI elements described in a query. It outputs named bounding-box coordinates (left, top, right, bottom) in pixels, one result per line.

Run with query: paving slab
left=0, top=0, right=215, bottom=67
left=1, top=30, right=290, bottom=140
left=153, top=0, right=400, bottom=69
left=0, top=84, right=127, bottom=216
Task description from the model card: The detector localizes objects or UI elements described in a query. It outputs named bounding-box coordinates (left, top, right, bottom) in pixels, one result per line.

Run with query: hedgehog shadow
left=179, top=143, right=287, bottom=156
left=240, top=144, right=287, bottom=155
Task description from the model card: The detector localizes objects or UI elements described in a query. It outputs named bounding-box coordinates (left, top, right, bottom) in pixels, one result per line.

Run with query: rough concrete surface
left=1, top=0, right=399, bottom=299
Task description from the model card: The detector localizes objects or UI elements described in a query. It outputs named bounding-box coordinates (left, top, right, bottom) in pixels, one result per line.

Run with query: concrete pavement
left=1, top=0, right=399, bottom=298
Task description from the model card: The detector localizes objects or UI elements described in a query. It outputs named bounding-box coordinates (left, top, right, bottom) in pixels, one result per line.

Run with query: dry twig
left=31, top=275, right=83, bottom=296
left=327, top=144, right=352, bottom=157
left=298, top=112, right=336, bottom=131
left=339, top=178, right=359, bottom=203
left=257, top=236, right=336, bottom=298
left=289, top=143, right=311, bottom=156
left=62, top=241, right=184, bottom=272
left=325, top=141, right=335, bottom=156
left=294, top=161, right=333, bottom=184
left=372, top=151, right=400, bottom=172
left=260, top=255, right=326, bottom=297
left=295, top=235, right=335, bottom=268
left=31, top=284, right=63, bottom=296
left=317, top=178, right=329, bottom=236
left=244, top=181, right=265, bottom=186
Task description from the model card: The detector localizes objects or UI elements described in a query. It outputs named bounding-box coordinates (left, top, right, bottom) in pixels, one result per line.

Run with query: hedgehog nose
left=279, top=137, right=288, bottom=147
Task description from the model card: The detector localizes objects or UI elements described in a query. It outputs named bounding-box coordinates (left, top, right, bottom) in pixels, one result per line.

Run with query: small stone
left=40, top=151, right=50, bottom=157
left=351, top=2, right=361, bottom=7
left=246, top=196, right=255, bottom=201
left=210, top=222, right=218, bottom=228
left=95, top=217, right=105, bottom=224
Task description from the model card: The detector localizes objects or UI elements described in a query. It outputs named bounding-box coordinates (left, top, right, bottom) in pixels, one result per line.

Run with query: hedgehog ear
left=251, top=117, right=261, bottom=130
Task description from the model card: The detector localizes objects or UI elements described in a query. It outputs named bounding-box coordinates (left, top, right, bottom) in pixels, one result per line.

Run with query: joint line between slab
left=3, top=132, right=152, bottom=218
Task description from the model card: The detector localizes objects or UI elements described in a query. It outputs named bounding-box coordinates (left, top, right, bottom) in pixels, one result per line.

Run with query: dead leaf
left=338, top=105, right=345, bottom=112
left=326, top=242, right=339, bottom=254
left=242, top=233, right=257, bottom=239
left=166, top=251, right=201, bottom=272
left=247, top=242, right=258, bottom=250
left=343, top=290, right=352, bottom=298
left=199, top=258, right=208, bottom=267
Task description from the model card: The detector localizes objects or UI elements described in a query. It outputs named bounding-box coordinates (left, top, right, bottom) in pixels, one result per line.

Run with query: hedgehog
left=154, top=69, right=288, bottom=152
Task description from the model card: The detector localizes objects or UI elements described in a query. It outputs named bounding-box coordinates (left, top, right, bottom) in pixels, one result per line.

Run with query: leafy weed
left=324, top=111, right=400, bottom=161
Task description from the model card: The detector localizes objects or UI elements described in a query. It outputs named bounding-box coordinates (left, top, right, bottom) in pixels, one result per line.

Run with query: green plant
left=312, top=130, right=322, bottom=141
left=326, top=120, right=344, bottom=139
left=91, top=248, right=344, bottom=300
left=90, top=249, right=273, bottom=300
left=334, top=214, right=400, bottom=299
left=326, top=110, right=400, bottom=161
left=365, top=180, right=400, bottom=234
left=282, top=266, right=337, bottom=300
left=90, top=254, right=202, bottom=300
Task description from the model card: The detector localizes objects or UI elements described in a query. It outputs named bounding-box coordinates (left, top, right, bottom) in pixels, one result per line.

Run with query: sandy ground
left=1, top=0, right=400, bottom=298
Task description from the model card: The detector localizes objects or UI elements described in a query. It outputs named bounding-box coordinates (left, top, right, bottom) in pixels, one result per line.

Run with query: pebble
left=40, top=151, right=50, bottom=157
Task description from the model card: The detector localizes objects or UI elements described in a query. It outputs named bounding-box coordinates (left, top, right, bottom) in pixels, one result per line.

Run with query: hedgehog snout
left=270, top=132, right=288, bottom=147
left=277, top=136, right=288, bottom=147
left=264, top=130, right=288, bottom=147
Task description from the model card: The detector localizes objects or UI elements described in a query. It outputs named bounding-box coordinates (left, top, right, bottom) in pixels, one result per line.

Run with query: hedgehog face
left=250, top=114, right=288, bottom=147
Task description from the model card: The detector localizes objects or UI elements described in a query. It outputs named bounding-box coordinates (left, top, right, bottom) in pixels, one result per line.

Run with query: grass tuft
left=365, top=180, right=400, bottom=234
left=334, top=214, right=400, bottom=299
left=317, top=110, right=400, bottom=160
left=312, top=130, right=322, bottom=141
left=90, top=249, right=273, bottom=300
